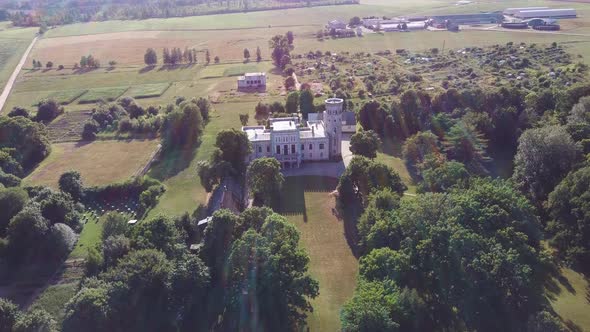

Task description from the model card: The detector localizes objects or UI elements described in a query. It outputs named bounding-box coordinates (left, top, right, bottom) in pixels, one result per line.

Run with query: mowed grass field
left=278, top=176, right=358, bottom=332
left=545, top=268, right=590, bottom=331
left=24, top=139, right=160, bottom=188
left=0, top=24, right=37, bottom=88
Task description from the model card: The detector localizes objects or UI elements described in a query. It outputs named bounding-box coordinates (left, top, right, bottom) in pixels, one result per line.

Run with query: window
left=319, top=143, right=325, bottom=150
left=291, top=144, right=295, bottom=154
left=257, top=146, right=262, bottom=153
left=276, top=145, right=280, bottom=154
left=301, top=144, right=304, bottom=151
left=283, top=145, right=288, bottom=155
left=309, top=144, right=313, bottom=150
left=267, top=146, right=270, bottom=153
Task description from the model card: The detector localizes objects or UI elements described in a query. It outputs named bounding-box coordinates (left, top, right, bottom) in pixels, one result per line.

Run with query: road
left=0, top=36, right=38, bottom=113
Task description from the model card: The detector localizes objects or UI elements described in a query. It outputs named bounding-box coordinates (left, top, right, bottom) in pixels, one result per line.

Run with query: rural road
left=0, top=36, right=38, bottom=113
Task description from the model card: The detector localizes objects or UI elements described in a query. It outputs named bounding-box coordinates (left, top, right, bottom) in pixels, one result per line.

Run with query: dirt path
left=0, top=36, right=38, bottom=113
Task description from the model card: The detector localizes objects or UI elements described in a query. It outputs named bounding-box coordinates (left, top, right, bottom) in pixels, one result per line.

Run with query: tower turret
left=324, top=98, right=344, bottom=159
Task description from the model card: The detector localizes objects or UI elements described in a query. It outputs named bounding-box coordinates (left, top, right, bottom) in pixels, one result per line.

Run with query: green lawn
left=546, top=267, right=590, bottom=331
left=278, top=176, right=358, bottom=332
left=30, top=283, right=78, bottom=323
left=126, top=82, right=171, bottom=99
left=78, top=86, right=129, bottom=103
left=223, top=64, right=262, bottom=77
left=69, top=214, right=104, bottom=259
left=0, top=26, right=36, bottom=96
left=45, top=89, right=88, bottom=105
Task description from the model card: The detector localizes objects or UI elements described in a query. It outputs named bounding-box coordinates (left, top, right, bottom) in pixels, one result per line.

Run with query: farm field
left=0, top=25, right=37, bottom=88
left=279, top=176, right=358, bottom=332
left=24, top=139, right=160, bottom=188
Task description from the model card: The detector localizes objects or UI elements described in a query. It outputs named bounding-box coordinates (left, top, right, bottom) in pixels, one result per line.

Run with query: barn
left=514, top=9, right=576, bottom=19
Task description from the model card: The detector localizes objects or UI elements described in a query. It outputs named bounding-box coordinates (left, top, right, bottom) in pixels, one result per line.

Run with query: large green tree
left=59, top=171, right=84, bottom=201
left=0, top=187, right=28, bottom=236
left=546, top=165, right=590, bottom=268
left=0, top=115, right=51, bottom=170
left=513, top=125, right=580, bottom=206
left=350, top=130, right=381, bottom=159
left=246, top=157, right=284, bottom=207
left=298, top=88, right=314, bottom=120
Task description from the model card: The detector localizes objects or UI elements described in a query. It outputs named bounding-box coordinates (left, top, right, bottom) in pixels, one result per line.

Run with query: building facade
left=237, top=72, right=267, bottom=91
left=243, top=98, right=344, bottom=168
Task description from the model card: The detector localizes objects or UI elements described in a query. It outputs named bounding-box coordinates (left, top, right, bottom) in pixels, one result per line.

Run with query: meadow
left=24, top=139, right=160, bottom=188
left=0, top=25, right=37, bottom=88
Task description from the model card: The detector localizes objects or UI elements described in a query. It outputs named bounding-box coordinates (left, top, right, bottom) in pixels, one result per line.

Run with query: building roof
left=245, top=72, right=266, bottom=77
left=242, top=126, right=270, bottom=142
left=299, top=121, right=327, bottom=139
left=308, top=113, right=323, bottom=122
left=272, top=120, right=297, bottom=132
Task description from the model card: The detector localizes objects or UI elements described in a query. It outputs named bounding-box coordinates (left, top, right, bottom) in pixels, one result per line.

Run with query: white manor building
left=243, top=98, right=344, bottom=168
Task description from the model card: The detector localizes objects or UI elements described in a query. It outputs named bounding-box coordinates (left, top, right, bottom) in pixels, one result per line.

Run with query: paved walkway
left=282, top=134, right=352, bottom=178
left=0, top=36, right=38, bottom=113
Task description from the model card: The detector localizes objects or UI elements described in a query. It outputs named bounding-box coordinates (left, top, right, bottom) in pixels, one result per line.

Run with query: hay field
left=24, top=139, right=160, bottom=188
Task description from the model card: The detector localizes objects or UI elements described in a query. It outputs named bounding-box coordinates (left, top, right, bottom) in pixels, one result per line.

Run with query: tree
left=269, top=34, right=290, bottom=69
left=256, top=46, right=262, bottom=62
left=0, top=187, right=28, bottom=236
left=82, top=120, right=98, bottom=140
left=101, top=212, right=127, bottom=240
left=239, top=113, right=249, bottom=126
left=47, top=223, right=77, bottom=259
left=13, top=309, right=57, bottom=332
left=46, top=61, right=53, bottom=69
left=213, top=129, right=252, bottom=174
left=0, top=298, right=20, bottom=332
left=349, top=16, right=362, bottom=27
left=0, top=116, right=51, bottom=169
left=546, top=165, right=590, bottom=267
left=80, top=56, right=88, bottom=68
left=417, top=154, right=469, bottom=193
left=160, top=102, right=204, bottom=151
left=284, top=76, right=296, bottom=90
left=513, top=125, right=580, bottom=206
left=6, top=203, right=50, bottom=262
left=402, top=131, right=440, bottom=167
left=299, top=88, right=314, bottom=120
left=214, top=56, right=220, bottom=64
left=254, top=102, right=271, bottom=122
left=443, top=121, right=490, bottom=173
left=286, top=91, right=299, bottom=114
left=144, top=48, right=158, bottom=65
left=243, top=48, right=250, bottom=62
left=102, top=235, right=130, bottom=267
left=59, top=171, right=83, bottom=201
left=286, top=31, right=294, bottom=45
left=130, top=215, right=180, bottom=257
left=201, top=209, right=238, bottom=281
left=8, top=106, right=31, bottom=118
left=205, top=49, right=211, bottom=65
left=350, top=130, right=381, bottom=159
left=341, top=280, right=402, bottom=332
left=62, top=284, right=112, bottom=332
left=224, top=215, right=318, bottom=330
left=247, top=157, right=284, bottom=207
left=36, top=99, right=64, bottom=123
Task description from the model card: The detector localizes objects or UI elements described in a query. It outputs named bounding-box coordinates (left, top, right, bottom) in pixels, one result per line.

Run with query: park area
left=277, top=176, right=358, bottom=331
left=24, top=139, right=160, bottom=188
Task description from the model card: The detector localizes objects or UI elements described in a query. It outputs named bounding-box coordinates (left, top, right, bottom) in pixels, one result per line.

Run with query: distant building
left=430, top=12, right=502, bottom=25
left=237, top=72, right=266, bottom=91
left=503, top=7, right=549, bottom=15
left=327, top=19, right=347, bottom=30
left=514, top=8, right=576, bottom=19
left=243, top=98, right=344, bottom=168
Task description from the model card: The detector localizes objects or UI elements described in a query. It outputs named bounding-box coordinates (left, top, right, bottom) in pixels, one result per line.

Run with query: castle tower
left=324, top=98, right=344, bottom=159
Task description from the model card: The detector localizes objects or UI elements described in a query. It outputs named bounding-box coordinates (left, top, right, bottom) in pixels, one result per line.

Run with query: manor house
left=242, top=98, right=344, bottom=168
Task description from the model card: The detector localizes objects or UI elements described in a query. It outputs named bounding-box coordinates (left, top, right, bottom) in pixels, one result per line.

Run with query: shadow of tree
left=148, top=145, right=199, bottom=181
left=139, top=65, right=156, bottom=74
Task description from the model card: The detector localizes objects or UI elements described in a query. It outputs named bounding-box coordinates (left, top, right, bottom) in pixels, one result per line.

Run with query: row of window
left=275, top=135, right=297, bottom=143
left=245, top=80, right=263, bottom=85
left=256, top=143, right=325, bottom=154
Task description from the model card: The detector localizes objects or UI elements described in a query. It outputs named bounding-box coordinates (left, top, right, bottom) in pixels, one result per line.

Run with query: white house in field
left=242, top=98, right=344, bottom=168
left=237, top=72, right=267, bottom=91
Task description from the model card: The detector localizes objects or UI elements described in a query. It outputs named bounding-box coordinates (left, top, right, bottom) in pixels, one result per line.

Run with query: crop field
left=44, top=89, right=88, bottom=105
left=46, top=111, right=93, bottom=142
left=78, top=86, right=129, bottom=103
left=0, top=26, right=36, bottom=89
left=24, top=139, right=160, bottom=188
left=126, top=82, right=171, bottom=99
left=279, top=176, right=358, bottom=332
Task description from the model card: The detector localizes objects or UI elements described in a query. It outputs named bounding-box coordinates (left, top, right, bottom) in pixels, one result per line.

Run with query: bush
left=46, top=223, right=78, bottom=259
left=36, top=99, right=64, bottom=123
left=82, top=120, right=98, bottom=140
left=8, top=107, right=30, bottom=118
left=0, top=170, right=21, bottom=187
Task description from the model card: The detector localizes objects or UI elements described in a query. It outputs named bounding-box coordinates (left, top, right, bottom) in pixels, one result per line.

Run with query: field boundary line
left=0, top=35, right=38, bottom=113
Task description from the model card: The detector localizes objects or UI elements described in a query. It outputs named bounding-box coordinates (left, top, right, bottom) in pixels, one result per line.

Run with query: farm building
left=333, top=28, right=357, bottom=38
left=526, top=18, right=557, bottom=26
left=503, top=7, right=549, bottom=15
left=363, top=18, right=406, bottom=29
left=514, top=9, right=576, bottom=19
left=326, top=19, right=347, bottom=30
left=237, top=72, right=266, bottom=91
left=430, top=12, right=503, bottom=25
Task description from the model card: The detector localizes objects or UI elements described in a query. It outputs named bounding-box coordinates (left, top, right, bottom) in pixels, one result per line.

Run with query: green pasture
left=78, top=86, right=129, bottom=103
left=44, top=89, right=88, bottom=105
left=127, top=82, right=171, bottom=99
left=29, top=283, right=78, bottom=323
